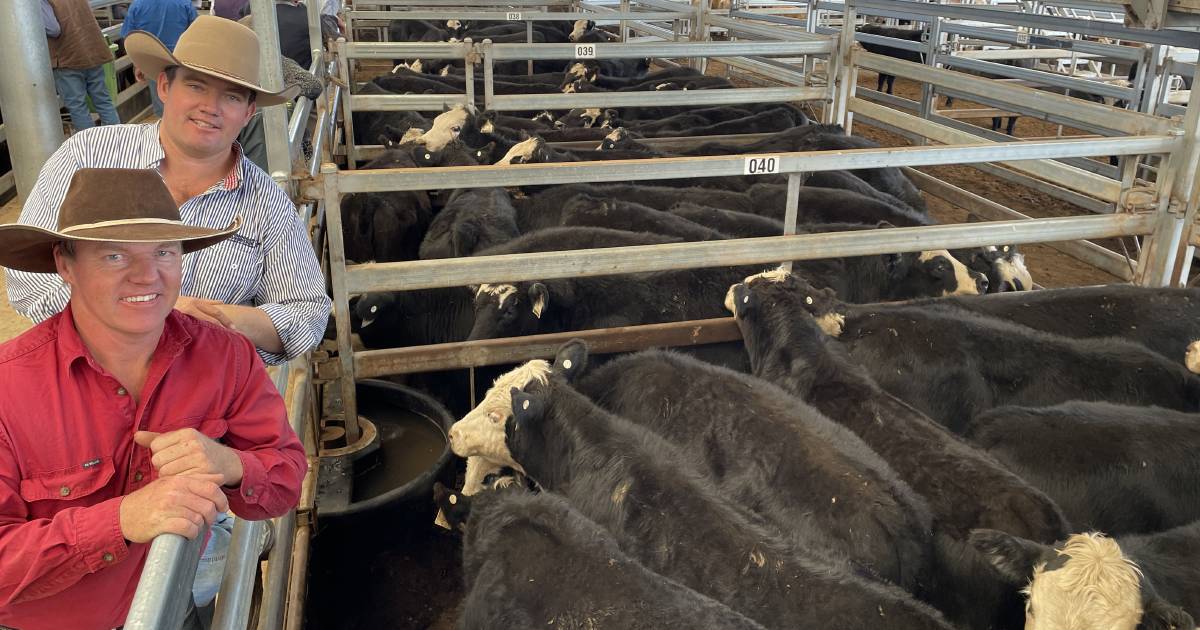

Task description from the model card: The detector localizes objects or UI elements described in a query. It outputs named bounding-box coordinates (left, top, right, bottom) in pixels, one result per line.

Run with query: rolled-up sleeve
left=253, top=189, right=331, bottom=365
left=220, top=336, right=308, bottom=519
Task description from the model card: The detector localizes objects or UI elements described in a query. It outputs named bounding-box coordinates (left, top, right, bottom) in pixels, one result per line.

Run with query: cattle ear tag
left=743, top=295, right=749, bottom=304
left=522, top=399, right=530, bottom=410
left=449, top=494, right=458, bottom=505
left=1002, top=245, right=1010, bottom=253
left=805, top=296, right=813, bottom=305
left=370, top=305, right=378, bottom=314
left=562, top=359, right=573, bottom=370
left=424, top=153, right=432, bottom=160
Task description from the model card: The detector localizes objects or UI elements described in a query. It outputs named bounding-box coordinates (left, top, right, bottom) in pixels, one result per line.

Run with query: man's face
left=55, top=241, right=184, bottom=338
left=158, top=68, right=257, bottom=160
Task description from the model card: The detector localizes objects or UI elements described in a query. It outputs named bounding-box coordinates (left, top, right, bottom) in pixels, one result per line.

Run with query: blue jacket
left=119, top=0, right=197, bottom=50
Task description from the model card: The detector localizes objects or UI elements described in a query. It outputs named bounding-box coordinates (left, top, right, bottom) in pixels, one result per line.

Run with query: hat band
left=60, top=217, right=190, bottom=234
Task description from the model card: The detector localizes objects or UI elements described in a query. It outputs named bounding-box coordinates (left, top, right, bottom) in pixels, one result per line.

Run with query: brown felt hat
left=0, top=168, right=240, bottom=274
left=125, top=15, right=300, bottom=107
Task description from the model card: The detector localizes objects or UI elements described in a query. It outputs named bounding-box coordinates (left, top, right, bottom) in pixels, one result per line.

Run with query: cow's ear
left=510, top=387, right=545, bottom=427
left=968, top=529, right=1055, bottom=585
left=528, top=282, right=549, bottom=319
left=453, top=221, right=480, bottom=256
left=553, top=339, right=588, bottom=381
left=725, top=282, right=754, bottom=319
left=885, top=252, right=911, bottom=279
left=433, top=481, right=472, bottom=532
left=1138, top=597, right=1195, bottom=630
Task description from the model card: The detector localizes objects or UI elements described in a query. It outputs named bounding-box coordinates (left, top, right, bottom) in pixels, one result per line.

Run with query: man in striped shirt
left=6, top=16, right=329, bottom=366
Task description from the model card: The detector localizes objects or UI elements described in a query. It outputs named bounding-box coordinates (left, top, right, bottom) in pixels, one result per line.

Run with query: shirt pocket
left=19, top=457, right=117, bottom=513
left=195, top=236, right=263, bottom=304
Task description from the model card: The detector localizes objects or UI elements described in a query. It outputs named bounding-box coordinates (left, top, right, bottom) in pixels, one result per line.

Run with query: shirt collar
left=56, top=304, right=194, bottom=373
left=147, top=121, right=246, bottom=192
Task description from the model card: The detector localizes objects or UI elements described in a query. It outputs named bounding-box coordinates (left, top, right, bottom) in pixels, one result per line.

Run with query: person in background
left=121, top=0, right=197, bottom=117
left=239, top=0, right=313, bottom=69
left=211, top=0, right=251, bottom=19
left=41, top=0, right=61, bottom=38
left=47, top=0, right=122, bottom=131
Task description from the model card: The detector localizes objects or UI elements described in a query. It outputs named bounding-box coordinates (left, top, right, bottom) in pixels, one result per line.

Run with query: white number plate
left=743, top=155, right=781, bottom=176
left=1016, top=30, right=1030, bottom=44
left=506, top=12, right=522, bottom=20
left=574, top=44, right=597, bottom=59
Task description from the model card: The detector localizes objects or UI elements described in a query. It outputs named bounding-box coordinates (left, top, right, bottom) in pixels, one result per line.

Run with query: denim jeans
left=53, top=66, right=120, bottom=130
left=193, top=512, right=234, bottom=607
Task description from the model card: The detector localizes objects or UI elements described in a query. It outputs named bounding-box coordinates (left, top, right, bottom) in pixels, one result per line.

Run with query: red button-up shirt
left=0, top=306, right=307, bottom=630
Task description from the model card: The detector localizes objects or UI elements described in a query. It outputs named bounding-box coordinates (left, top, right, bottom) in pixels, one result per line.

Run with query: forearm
left=221, top=304, right=285, bottom=355
left=0, top=499, right=129, bottom=606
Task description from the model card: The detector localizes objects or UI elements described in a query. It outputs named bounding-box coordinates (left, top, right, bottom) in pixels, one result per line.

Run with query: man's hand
left=135, top=429, right=245, bottom=487
left=175, top=296, right=236, bottom=330
left=118, top=474, right=229, bottom=543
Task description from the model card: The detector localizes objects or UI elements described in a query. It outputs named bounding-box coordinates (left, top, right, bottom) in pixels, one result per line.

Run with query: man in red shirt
left=0, top=168, right=307, bottom=630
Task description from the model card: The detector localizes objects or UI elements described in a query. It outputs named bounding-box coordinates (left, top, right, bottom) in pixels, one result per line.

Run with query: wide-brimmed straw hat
left=125, top=15, right=300, bottom=107
left=0, top=169, right=240, bottom=274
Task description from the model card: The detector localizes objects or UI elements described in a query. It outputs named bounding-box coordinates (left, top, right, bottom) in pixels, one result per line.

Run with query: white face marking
left=480, top=119, right=495, bottom=134
left=419, top=105, right=470, bottom=151
left=919, top=249, right=980, bottom=296
left=446, top=19, right=461, bottom=29
left=391, top=62, right=408, bottom=74
left=566, top=62, right=589, bottom=80
left=477, top=283, right=518, bottom=305
left=447, top=360, right=551, bottom=464
left=815, top=312, right=845, bottom=337
left=1026, top=534, right=1143, bottom=630
left=1186, top=340, right=1200, bottom=374
left=562, top=82, right=578, bottom=94
left=410, top=59, right=424, bottom=73
left=995, top=251, right=1032, bottom=291
left=440, top=65, right=451, bottom=76
left=570, top=19, right=590, bottom=41
left=496, top=138, right=540, bottom=165
left=400, top=127, right=425, bottom=145
left=581, top=108, right=602, bottom=128
left=462, top=456, right=507, bottom=496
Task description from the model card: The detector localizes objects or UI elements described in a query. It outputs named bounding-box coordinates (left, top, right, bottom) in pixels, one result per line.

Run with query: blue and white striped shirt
left=5, top=122, right=331, bottom=365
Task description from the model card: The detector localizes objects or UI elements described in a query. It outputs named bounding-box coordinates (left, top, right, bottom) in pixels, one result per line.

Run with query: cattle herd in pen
left=342, top=17, right=1200, bottom=630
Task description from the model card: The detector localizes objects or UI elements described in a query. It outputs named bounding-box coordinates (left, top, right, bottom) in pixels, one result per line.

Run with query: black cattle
left=449, top=345, right=955, bottom=630
left=972, top=525, right=1198, bottom=630
left=518, top=195, right=726, bottom=242
left=340, top=144, right=433, bottom=263
left=559, top=63, right=702, bottom=91
left=667, top=202, right=785, bottom=237
left=576, top=349, right=935, bottom=591
left=908, top=284, right=1200, bottom=371
left=857, top=25, right=925, bottom=94
left=351, top=82, right=430, bottom=146
left=966, top=401, right=1200, bottom=536
left=465, top=230, right=737, bottom=340
left=745, top=183, right=930, bottom=227
left=611, top=106, right=758, bottom=136
left=355, top=286, right=476, bottom=350
left=835, top=301, right=1200, bottom=432
left=387, top=19, right=446, bottom=43
left=518, top=183, right=758, bottom=215
left=726, top=270, right=1069, bottom=629
left=419, top=187, right=518, bottom=259
left=448, top=487, right=769, bottom=630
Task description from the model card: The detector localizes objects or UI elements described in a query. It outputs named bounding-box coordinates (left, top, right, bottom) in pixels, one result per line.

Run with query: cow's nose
left=448, top=427, right=459, bottom=445
left=976, top=275, right=990, bottom=294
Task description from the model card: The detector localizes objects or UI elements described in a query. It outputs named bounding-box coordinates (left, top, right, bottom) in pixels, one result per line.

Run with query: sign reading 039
left=574, top=44, right=597, bottom=59
left=743, top=155, right=781, bottom=176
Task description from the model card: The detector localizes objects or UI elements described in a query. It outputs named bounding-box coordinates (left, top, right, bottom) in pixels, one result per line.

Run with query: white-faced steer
left=416, top=104, right=474, bottom=151
left=971, top=527, right=1198, bottom=630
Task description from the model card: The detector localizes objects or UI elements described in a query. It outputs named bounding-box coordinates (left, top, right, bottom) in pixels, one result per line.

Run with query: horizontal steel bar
left=728, top=9, right=810, bottom=26
left=834, top=0, right=1200, bottom=48
left=939, top=55, right=1134, bottom=100
left=813, top=0, right=930, bottom=22
left=334, top=135, right=1176, bottom=193
left=487, top=85, right=825, bottom=110
left=940, top=22, right=1143, bottom=60
left=344, top=214, right=1158, bottom=293
left=1165, top=58, right=1197, bottom=79
left=850, top=97, right=1125, bottom=202
left=856, top=51, right=1174, bottom=136
left=351, top=94, right=470, bottom=111
left=354, top=131, right=781, bottom=160
left=706, top=15, right=824, bottom=41
left=718, top=55, right=809, bottom=85
left=486, top=39, right=833, bottom=60
left=342, top=41, right=473, bottom=59
left=903, top=167, right=1135, bottom=279
left=857, top=31, right=927, bottom=54
left=354, top=0, right=571, bottom=5
left=352, top=318, right=743, bottom=377
left=350, top=10, right=686, bottom=20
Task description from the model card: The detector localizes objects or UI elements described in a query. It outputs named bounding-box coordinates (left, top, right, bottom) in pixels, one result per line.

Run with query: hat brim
left=0, top=218, right=241, bottom=274
left=125, top=31, right=300, bottom=107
